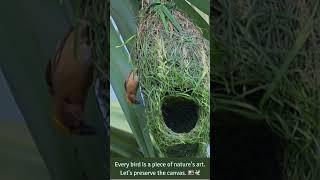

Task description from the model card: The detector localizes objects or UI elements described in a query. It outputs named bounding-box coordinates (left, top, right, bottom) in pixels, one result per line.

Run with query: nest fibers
left=80, top=0, right=109, bottom=136
left=132, top=5, right=210, bottom=157
left=213, top=0, right=320, bottom=179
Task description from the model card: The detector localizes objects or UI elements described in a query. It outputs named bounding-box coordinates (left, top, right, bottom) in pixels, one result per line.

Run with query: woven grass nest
left=214, top=0, right=320, bottom=179
left=132, top=3, right=210, bottom=157
left=80, top=0, right=108, bottom=70
left=80, top=0, right=109, bottom=131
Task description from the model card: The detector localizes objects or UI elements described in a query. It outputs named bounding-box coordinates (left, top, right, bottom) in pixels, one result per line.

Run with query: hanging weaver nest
left=213, top=0, right=320, bottom=179
left=78, top=0, right=109, bottom=137
left=132, top=2, right=210, bottom=157
left=80, top=0, right=108, bottom=77
left=80, top=0, right=109, bottom=108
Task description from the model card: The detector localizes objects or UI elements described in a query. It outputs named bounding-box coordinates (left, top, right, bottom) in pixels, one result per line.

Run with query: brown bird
left=124, top=70, right=139, bottom=104
left=45, top=24, right=96, bottom=135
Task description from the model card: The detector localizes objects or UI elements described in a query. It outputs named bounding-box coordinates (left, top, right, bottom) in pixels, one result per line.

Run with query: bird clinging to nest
left=45, top=22, right=96, bottom=135
left=124, top=69, right=140, bottom=104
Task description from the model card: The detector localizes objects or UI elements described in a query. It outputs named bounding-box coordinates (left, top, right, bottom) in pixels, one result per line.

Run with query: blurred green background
left=0, top=69, right=50, bottom=180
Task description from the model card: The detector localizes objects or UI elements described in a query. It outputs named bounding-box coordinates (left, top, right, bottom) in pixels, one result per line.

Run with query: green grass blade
left=186, top=0, right=209, bottom=15
left=158, top=8, right=170, bottom=33
left=214, top=98, right=264, bottom=120
left=259, top=1, right=319, bottom=107
left=161, top=5, right=182, bottom=32
left=110, top=0, right=139, bottom=51
left=116, top=34, right=136, bottom=48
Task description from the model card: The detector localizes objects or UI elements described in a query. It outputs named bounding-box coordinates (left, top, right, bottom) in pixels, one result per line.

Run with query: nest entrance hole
left=214, top=111, right=285, bottom=180
left=161, top=96, right=199, bottom=133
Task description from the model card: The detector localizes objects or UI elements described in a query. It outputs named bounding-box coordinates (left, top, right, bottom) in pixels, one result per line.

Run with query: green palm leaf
left=110, top=20, right=155, bottom=157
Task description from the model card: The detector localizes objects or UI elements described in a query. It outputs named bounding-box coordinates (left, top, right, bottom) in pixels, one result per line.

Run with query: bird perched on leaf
left=45, top=23, right=96, bottom=135
left=124, top=69, right=140, bottom=104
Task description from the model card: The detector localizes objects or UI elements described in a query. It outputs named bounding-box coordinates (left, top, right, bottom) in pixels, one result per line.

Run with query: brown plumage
left=45, top=24, right=96, bottom=135
left=124, top=70, right=139, bottom=104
